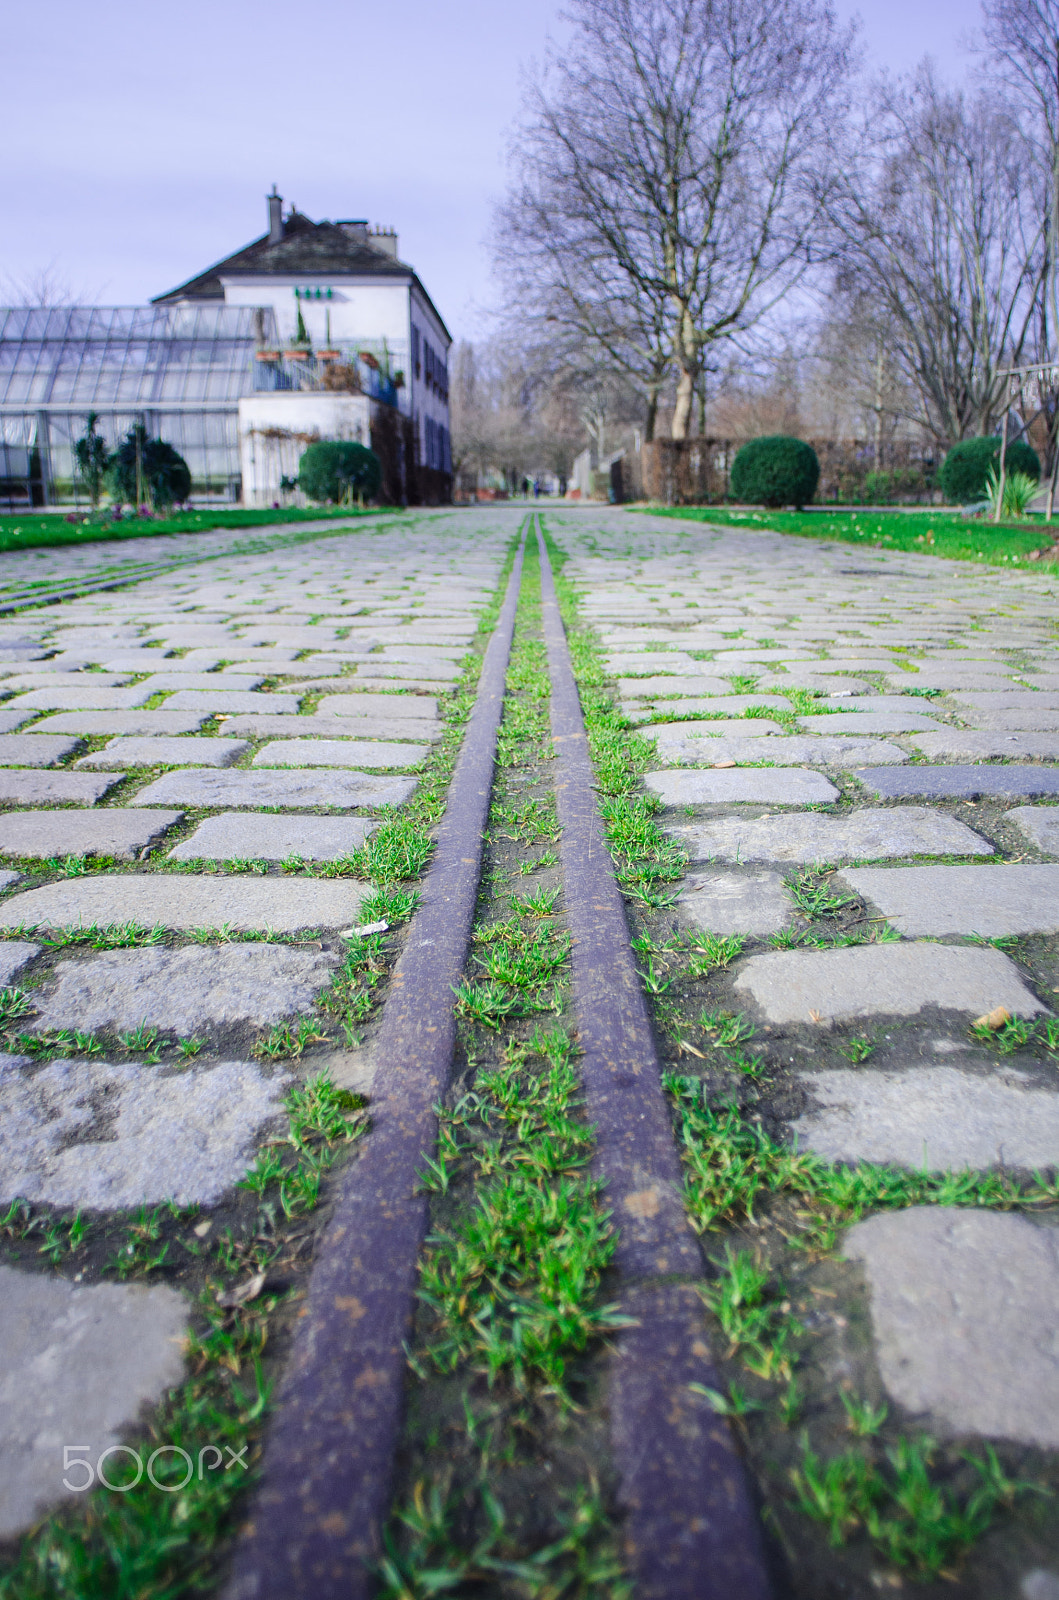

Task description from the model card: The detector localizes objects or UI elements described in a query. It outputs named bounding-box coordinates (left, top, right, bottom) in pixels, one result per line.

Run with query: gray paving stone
left=668, top=807, right=991, bottom=865
left=962, top=709, right=1059, bottom=731
left=798, top=711, right=938, bottom=733
left=947, top=691, right=1059, bottom=711
left=75, top=736, right=251, bottom=769
left=0, top=1264, right=187, bottom=1537
left=646, top=768, right=839, bottom=805
left=356, top=661, right=459, bottom=682
left=136, top=673, right=265, bottom=691
left=755, top=674, right=871, bottom=695
left=29, top=943, right=337, bottom=1033
left=648, top=718, right=787, bottom=741
left=0, top=707, right=42, bottom=733
left=793, top=1065, right=1059, bottom=1172
left=251, top=739, right=427, bottom=770
left=14, top=687, right=160, bottom=714
left=0, top=735, right=81, bottom=767
left=604, top=651, right=706, bottom=674
left=0, top=1054, right=289, bottom=1207
left=733, top=943, right=1044, bottom=1024
left=651, top=731, right=908, bottom=766
left=130, top=768, right=414, bottom=810
left=625, top=696, right=792, bottom=723
left=840, top=863, right=1059, bottom=936
left=911, top=729, right=1059, bottom=761
left=616, top=675, right=733, bottom=698
left=679, top=870, right=794, bottom=935
left=0, top=809, right=181, bottom=861
left=0, top=771, right=123, bottom=805
left=820, top=694, right=945, bottom=713
left=0, top=943, right=39, bottom=984
left=855, top=765, right=1059, bottom=800
left=168, top=813, right=375, bottom=862
left=0, top=673, right=134, bottom=690
left=1006, top=806, right=1059, bottom=854
left=885, top=670, right=1020, bottom=692
left=163, top=691, right=300, bottom=714
left=0, top=875, right=369, bottom=932
left=315, top=693, right=440, bottom=719
left=32, top=711, right=211, bottom=736
left=843, top=1209, right=1059, bottom=1447
left=219, top=714, right=441, bottom=742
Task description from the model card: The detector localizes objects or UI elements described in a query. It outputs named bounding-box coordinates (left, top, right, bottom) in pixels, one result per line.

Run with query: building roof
left=152, top=207, right=452, bottom=342
left=152, top=211, right=407, bottom=301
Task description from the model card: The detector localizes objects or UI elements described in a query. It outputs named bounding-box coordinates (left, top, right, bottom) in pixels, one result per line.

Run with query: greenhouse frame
left=0, top=304, right=281, bottom=508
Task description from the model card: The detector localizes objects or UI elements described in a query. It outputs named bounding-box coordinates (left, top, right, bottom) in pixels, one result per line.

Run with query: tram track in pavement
left=226, top=515, right=774, bottom=1599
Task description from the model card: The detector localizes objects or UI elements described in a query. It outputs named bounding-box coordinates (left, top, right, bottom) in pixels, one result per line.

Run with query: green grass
left=0, top=505, right=379, bottom=556
left=651, top=506, right=1059, bottom=571
left=416, top=1031, right=626, bottom=1396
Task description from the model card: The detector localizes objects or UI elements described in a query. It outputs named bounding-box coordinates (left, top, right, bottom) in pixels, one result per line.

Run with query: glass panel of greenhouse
left=0, top=304, right=279, bottom=507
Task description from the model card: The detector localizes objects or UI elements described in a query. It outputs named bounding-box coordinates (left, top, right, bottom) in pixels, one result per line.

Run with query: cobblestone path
left=1, top=505, right=1059, bottom=1600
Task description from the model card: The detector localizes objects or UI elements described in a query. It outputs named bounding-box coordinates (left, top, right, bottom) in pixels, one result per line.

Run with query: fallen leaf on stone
left=712, top=759, right=737, bottom=769
left=808, top=1009, right=823, bottom=1023
left=216, top=1272, right=267, bottom=1309
left=339, top=919, right=389, bottom=938
left=973, top=1005, right=1012, bottom=1031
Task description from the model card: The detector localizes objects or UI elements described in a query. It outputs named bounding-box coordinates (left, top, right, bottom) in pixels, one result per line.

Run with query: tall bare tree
left=827, top=67, right=1044, bottom=443
left=496, top=0, right=852, bottom=440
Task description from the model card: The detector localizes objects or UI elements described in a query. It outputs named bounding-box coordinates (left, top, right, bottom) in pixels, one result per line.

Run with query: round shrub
left=940, top=436, right=1040, bottom=504
left=298, top=440, right=381, bottom=503
left=108, top=425, right=191, bottom=510
left=730, top=435, right=820, bottom=509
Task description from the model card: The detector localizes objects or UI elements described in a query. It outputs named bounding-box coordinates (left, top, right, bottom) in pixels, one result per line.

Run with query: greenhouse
left=0, top=303, right=279, bottom=507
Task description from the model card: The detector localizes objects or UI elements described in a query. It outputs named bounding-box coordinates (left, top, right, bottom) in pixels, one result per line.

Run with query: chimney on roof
left=371, top=226, right=398, bottom=258
left=267, top=185, right=284, bottom=245
left=336, top=219, right=369, bottom=244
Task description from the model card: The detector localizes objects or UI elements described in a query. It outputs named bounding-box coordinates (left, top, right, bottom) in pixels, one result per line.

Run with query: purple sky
left=6, top=0, right=978, bottom=340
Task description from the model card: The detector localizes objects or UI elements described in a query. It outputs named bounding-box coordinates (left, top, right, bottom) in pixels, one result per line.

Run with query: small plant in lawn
left=254, top=1015, right=330, bottom=1060
left=837, top=1036, right=875, bottom=1063
left=787, top=870, right=857, bottom=920
left=700, top=1009, right=755, bottom=1047
left=685, top=932, right=744, bottom=979
left=0, top=986, right=34, bottom=1027
left=841, top=1392, right=888, bottom=1436
left=452, top=979, right=521, bottom=1030
left=510, top=884, right=559, bottom=918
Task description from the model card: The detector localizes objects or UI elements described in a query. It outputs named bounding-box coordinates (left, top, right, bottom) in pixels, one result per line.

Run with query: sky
left=4, top=0, right=979, bottom=342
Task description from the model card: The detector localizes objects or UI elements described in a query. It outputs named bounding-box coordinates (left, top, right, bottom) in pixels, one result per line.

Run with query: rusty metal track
left=225, top=529, right=527, bottom=1600
left=535, top=519, right=775, bottom=1600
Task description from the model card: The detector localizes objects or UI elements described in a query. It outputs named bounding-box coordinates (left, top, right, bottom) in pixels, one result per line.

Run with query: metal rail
left=535, top=518, right=774, bottom=1600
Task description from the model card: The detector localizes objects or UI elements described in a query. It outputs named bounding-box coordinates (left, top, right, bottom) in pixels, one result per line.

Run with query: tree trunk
left=672, top=366, right=695, bottom=440
left=644, top=390, right=658, bottom=443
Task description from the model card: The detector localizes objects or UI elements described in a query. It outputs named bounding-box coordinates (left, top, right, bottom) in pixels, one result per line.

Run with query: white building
left=153, top=189, right=452, bottom=505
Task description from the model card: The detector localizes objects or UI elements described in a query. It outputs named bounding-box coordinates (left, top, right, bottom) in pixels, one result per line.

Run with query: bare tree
left=496, top=0, right=852, bottom=440
left=0, top=263, right=83, bottom=307
left=827, top=67, right=1044, bottom=443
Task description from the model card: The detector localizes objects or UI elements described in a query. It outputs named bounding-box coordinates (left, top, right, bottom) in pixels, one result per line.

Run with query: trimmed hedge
left=730, top=435, right=820, bottom=509
left=298, top=440, right=381, bottom=503
left=940, top=436, right=1040, bottom=504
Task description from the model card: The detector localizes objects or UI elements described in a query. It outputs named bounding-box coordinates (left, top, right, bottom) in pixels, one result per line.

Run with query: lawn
left=0, top=504, right=381, bottom=556
left=650, top=506, right=1059, bottom=571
